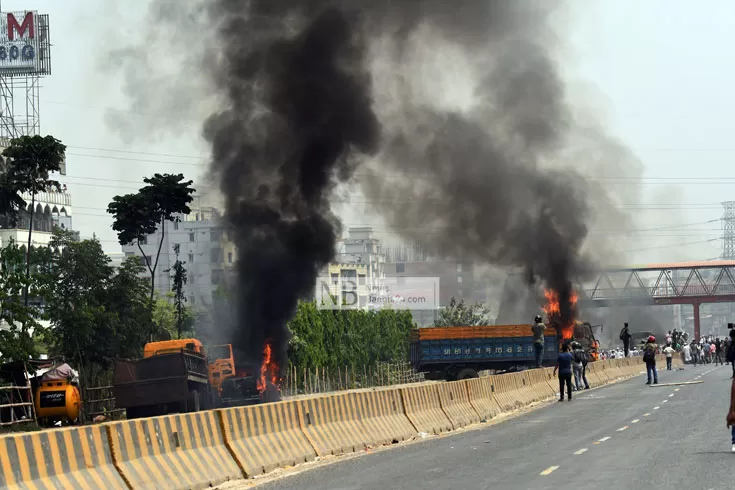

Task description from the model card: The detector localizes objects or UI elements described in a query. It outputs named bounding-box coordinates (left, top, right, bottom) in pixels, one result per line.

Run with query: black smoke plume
left=203, top=1, right=379, bottom=371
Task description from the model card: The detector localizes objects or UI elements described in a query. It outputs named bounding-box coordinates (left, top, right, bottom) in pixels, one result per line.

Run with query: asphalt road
left=254, top=364, right=734, bottom=490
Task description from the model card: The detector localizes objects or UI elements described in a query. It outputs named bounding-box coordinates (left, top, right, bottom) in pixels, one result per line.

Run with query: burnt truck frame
left=112, top=349, right=213, bottom=419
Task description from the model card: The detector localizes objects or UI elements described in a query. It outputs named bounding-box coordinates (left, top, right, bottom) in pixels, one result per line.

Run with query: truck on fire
left=112, top=339, right=280, bottom=419
left=409, top=321, right=600, bottom=381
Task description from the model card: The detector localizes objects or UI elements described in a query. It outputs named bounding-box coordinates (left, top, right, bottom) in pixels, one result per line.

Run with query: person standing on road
left=663, top=343, right=675, bottom=371
left=620, top=323, right=633, bottom=358
left=572, top=341, right=590, bottom=390
left=683, top=342, right=692, bottom=364
left=532, top=315, right=546, bottom=368
left=643, top=336, right=659, bottom=385
left=726, top=370, right=735, bottom=452
left=554, top=343, right=574, bottom=402
left=715, top=338, right=724, bottom=366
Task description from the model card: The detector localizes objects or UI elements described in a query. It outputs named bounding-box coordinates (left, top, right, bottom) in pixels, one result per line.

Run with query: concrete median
left=436, top=381, right=480, bottom=429
left=352, top=388, right=416, bottom=446
left=218, top=400, right=316, bottom=478
left=400, top=383, right=453, bottom=435
left=297, top=392, right=369, bottom=456
left=0, top=425, right=127, bottom=490
left=107, top=410, right=240, bottom=490
left=464, top=376, right=501, bottom=421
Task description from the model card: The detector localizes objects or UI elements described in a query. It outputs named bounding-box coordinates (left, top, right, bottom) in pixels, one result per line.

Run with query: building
left=0, top=188, right=73, bottom=248
left=318, top=228, right=386, bottom=309
left=122, top=206, right=235, bottom=308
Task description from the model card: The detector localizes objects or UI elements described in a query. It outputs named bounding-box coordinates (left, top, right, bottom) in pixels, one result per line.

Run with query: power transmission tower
left=722, top=201, right=735, bottom=259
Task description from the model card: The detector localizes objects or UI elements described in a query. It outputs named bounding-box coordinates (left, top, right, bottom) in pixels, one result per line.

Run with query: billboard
left=0, top=11, right=51, bottom=76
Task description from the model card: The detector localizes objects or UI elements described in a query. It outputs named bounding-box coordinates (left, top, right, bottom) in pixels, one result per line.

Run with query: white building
left=0, top=189, right=73, bottom=248
left=122, top=206, right=235, bottom=308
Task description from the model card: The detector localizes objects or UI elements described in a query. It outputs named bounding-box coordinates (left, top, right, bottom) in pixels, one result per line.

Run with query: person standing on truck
left=532, top=315, right=546, bottom=368
left=620, top=323, right=633, bottom=358
left=554, top=343, right=574, bottom=402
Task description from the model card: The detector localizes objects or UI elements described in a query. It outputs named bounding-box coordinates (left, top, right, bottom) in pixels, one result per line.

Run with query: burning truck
left=113, top=338, right=282, bottom=419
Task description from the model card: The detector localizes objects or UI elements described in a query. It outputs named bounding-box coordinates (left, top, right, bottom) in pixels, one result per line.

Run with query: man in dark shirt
left=531, top=315, right=546, bottom=368
left=553, top=343, right=574, bottom=402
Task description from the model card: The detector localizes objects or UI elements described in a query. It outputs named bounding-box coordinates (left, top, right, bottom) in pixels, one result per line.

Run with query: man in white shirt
left=682, top=343, right=691, bottom=364
left=663, top=343, right=675, bottom=371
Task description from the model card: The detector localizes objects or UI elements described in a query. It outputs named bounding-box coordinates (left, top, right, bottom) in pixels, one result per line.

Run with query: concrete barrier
left=507, top=372, right=535, bottom=406
left=219, top=400, right=316, bottom=478
left=400, top=384, right=453, bottom=435
left=108, top=410, right=240, bottom=490
left=353, top=389, right=416, bottom=446
left=0, top=425, right=127, bottom=489
left=488, top=374, right=523, bottom=411
left=525, top=369, right=556, bottom=400
left=465, top=377, right=501, bottom=421
left=436, top=381, right=480, bottom=429
left=297, top=393, right=369, bottom=456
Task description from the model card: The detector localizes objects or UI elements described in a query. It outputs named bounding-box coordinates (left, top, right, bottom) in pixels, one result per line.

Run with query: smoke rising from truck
left=107, top=0, right=640, bottom=367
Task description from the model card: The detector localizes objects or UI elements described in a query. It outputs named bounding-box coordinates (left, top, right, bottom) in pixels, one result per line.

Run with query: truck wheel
left=187, top=390, right=201, bottom=412
left=456, top=368, right=479, bottom=380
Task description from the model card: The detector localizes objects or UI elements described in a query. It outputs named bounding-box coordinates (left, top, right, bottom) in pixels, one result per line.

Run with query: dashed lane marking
left=631, top=419, right=640, bottom=424
left=597, top=437, right=611, bottom=443
left=540, top=466, right=559, bottom=476
left=573, top=448, right=588, bottom=455
left=662, top=400, right=668, bottom=403
left=668, top=394, right=674, bottom=397
left=653, top=406, right=660, bottom=410
left=675, top=388, right=680, bottom=392
left=644, top=413, right=651, bottom=417
left=616, top=426, right=628, bottom=432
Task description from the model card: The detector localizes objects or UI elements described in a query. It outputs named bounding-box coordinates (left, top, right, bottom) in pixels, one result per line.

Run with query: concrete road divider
left=219, top=400, right=316, bottom=478
left=464, top=377, right=501, bottom=421
left=507, top=372, right=535, bottom=406
left=436, top=381, right=480, bottom=429
left=525, top=369, right=556, bottom=400
left=108, top=410, right=240, bottom=490
left=353, top=389, right=416, bottom=446
left=297, top=393, right=369, bottom=456
left=488, top=374, right=523, bottom=411
left=0, top=425, right=127, bottom=489
left=400, top=384, right=453, bottom=435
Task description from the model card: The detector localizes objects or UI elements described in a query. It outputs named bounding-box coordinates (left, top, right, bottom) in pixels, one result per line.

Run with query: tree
left=107, top=173, right=195, bottom=304
left=0, top=239, right=50, bottom=364
left=1, top=135, right=66, bottom=306
left=42, top=230, right=152, bottom=374
left=168, top=243, right=188, bottom=339
left=433, top=297, right=490, bottom=327
left=152, top=292, right=195, bottom=340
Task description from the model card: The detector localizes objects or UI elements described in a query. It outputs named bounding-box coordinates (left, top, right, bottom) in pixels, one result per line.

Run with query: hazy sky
left=3, top=0, right=732, bottom=264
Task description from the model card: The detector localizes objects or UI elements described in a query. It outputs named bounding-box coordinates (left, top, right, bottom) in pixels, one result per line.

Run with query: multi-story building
left=0, top=188, right=74, bottom=248
left=122, top=206, right=235, bottom=308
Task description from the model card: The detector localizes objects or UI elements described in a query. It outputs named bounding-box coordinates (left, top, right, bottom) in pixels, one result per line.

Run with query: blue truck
left=409, top=323, right=599, bottom=381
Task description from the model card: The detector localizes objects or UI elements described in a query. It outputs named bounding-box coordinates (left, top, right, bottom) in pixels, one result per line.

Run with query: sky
left=1, top=0, right=732, bottom=265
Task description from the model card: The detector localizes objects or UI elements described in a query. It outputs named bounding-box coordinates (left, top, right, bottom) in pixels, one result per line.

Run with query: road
left=253, top=364, right=733, bottom=490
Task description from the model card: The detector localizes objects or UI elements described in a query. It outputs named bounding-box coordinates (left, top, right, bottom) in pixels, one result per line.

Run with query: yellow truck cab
left=206, top=344, right=235, bottom=394
left=144, top=339, right=204, bottom=358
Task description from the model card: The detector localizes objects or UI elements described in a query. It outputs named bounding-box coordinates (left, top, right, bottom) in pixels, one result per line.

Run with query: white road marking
left=653, top=406, right=660, bottom=410
left=540, top=466, right=559, bottom=476
left=644, top=413, right=651, bottom=416
left=631, top=419, right=640, bottom=424
left=574, top=448, right=588, bottom=455
left=674, top=388, right=680, bottom=392
left=617, top=426, right=628, bottom=432
left=662, top=400, right=668, bottom=403
left=668, top=394, right=674, bottom=397
left=598, top=437, right=611, bottom=442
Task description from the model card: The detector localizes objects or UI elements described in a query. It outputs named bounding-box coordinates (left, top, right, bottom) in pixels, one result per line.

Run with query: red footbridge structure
left=578, top=260, right=735, bottom=340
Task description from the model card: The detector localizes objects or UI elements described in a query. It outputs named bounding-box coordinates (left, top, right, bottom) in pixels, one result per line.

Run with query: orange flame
left=542, top=289, right=578, bottom=341
left=256, top=342, right=281, bottom=394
